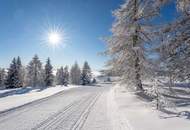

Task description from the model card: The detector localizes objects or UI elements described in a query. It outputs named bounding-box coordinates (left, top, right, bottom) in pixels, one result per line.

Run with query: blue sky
left=0, top=0, right=177, bottom=70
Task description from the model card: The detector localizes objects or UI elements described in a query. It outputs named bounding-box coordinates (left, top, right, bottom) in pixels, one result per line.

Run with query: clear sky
left=0, top=0, right=177, bottom=70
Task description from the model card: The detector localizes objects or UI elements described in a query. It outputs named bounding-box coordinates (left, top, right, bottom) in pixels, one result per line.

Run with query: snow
left=0, top=85, right=80, bottom=112
left=82, top=83, right=133, bottom=130
left=91, top=70, right=101, bottom=77
left=0, top=83, right=189, bottom=130
left=0, top=88, right=20, bottom=94
left=0, top=85, right=109, bottom=130
left=112, top=84, right=190, bottom=130
left=81, top=84, right=112, bottom=130
left=107, top=85, right=133, bottom=130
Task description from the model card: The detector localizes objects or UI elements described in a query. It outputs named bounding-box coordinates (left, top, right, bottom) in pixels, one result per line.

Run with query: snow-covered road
left=0, top=84, right=113, bottom=130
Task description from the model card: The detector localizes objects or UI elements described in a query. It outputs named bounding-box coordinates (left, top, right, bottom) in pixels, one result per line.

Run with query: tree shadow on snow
left=160, top=109, right=190, bottom=120
left=135, top=91, right=154, bottom=102
left=174, top=83, right=190, bottom=88
left=175, top=99, right=190, bottom=107
left=0, top=87, right=34, bottom=98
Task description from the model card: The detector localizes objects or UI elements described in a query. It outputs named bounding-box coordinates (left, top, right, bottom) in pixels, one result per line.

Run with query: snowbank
left=111, top=84, right=190, bottom=130
left=0, top=85, right=79, bottom=112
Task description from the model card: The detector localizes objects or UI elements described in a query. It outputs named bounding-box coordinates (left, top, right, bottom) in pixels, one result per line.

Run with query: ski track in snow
left=32, top=92, right=101, bottom=130
left=0, top=85, right=113, bottom=130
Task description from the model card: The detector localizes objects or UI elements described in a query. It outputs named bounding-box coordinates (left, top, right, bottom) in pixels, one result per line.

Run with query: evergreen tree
left=44, top=58, right=54, bottom=87
left=56, top=67, right=64, bottom=85
left=27, top=55, right=44, bottom=87
left=16, top=56, right=23, bottom=87
left=56, top=66, right=69, bottom=86
left=157, top=0, right=190, bottom=82
left=81, top=61, right=92, bottom=85
left=63, top=66, right=69, bottom=86
left=105, top=0, right=163, bottom=91
left=70, top=62, right=81, bottom=85
left=5, top=58, right=20, bottom=88
left=22, top=66, right=27, bottom=87
left=0, top=68, right=6, bottom=88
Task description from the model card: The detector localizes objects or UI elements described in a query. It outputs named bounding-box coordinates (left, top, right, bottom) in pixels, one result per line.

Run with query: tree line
left=0, top=55, right=92, bottom=89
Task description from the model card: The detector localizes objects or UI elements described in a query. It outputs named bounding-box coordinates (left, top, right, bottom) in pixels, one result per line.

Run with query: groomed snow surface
left=0, top=85, right=80, bottom=112
left=0, top=83, right=189, bottom=130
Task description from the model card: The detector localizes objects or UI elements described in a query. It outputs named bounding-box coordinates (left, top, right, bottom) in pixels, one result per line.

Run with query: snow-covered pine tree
left=147, top=0, right=190, bottom=109
left=5, top=58, right=22, bottom=88
left=56, top=66, right=69, bottom=86
left=27, top=55, right=44, bottom=87
left=0, top=68, right=6, bottom=88
left=44, top=58, right=54, bottom=87
left=63, top=66, right=69, bottom=86
left=56, top=67, right=64, bottom=85
left=56, top=68, right=60, bottom=85
left=16, top=56, right=23, bottom=88
left=22, top=66, right=27, bottom=87
left=70, top=62, right=81, bottom=85
left=106, top=0, right=163, bottom=91
left=81, top=61, right=92, bottom=85
left=158, top=0, right=190, bottom=83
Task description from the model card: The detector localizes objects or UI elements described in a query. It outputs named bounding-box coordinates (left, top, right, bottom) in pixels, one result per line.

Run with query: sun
left=41, top=23, right=68, bottom=49
left=48, top=32, right=61, bottom=46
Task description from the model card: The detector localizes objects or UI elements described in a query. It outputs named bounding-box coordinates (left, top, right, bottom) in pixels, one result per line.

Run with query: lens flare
left=40, top=23, right=68, bottom=49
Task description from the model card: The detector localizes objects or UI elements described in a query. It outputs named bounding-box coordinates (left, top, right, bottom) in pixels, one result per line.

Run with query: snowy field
left=0, top=85, right=80, bottom=112
left=113, top=84, right=190, bottom=130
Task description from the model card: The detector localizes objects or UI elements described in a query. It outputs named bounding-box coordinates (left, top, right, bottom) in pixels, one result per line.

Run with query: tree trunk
left=135, top=56, right=143, bottom=91
left=133, top=0, right=143, bottom=91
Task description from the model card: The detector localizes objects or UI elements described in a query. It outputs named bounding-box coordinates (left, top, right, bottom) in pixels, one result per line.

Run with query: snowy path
left=0, top=84, right=116, bottom=130
left=0, top=83, right=189, bottom=130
